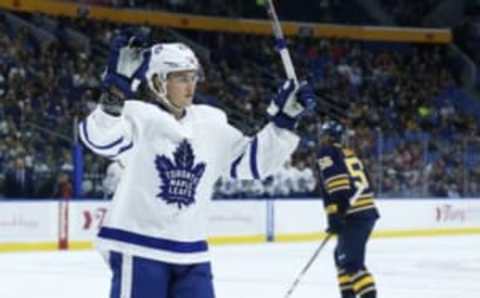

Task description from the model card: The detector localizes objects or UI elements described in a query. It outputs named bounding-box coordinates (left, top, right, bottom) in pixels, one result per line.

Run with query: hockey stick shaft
left=266, top=0, right=298, bottom=84
left=283, top=233, right=333, bottom=298
left=265, top=0, right=305, bottom=116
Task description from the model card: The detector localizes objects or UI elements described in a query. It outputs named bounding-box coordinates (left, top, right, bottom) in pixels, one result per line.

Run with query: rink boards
left=1, top=199, right=480, bottom=251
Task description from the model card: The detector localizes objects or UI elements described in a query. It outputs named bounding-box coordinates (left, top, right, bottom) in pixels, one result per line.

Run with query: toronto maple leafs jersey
left=316, top=143, right=379, bottom=220
left=79, top=100, right=299, bottom=264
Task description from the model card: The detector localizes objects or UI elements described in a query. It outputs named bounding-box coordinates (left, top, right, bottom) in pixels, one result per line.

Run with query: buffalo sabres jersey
left=79, top=100, right=299, bottom=264
left=316, top=143, right=379, bottom=220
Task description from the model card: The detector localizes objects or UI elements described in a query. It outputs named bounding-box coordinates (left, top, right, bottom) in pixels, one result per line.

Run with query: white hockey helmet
left=145, top=43, right=201, bottom=109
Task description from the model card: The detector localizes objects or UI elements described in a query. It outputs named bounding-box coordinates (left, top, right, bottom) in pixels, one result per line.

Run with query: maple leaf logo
left=155, top=140, right=206, bottom=209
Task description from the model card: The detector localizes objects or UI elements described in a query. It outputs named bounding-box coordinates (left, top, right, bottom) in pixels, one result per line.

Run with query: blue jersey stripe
left=104, top=141, right=134, bottom=159
left=250, top=137, right=260, bottom=179
left=229, top=153, right=244, bottom=179
left=80, top=119, right=125, bottom=150
left=109, top=252, right=123, bottom=298
left=99, top=227, right=208, bottom=253
left=117, top=141, right=134, bottom=155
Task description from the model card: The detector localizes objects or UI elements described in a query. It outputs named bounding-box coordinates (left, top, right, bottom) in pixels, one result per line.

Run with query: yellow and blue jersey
left=316, top=143, right=379, bottom=219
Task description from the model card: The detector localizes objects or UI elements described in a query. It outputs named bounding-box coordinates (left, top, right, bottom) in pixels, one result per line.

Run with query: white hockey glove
left=268, top=79, right=316, bottom=130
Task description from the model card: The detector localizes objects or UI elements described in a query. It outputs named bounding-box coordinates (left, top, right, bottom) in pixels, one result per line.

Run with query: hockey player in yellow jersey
left=316, top=120, right=380, bottom=298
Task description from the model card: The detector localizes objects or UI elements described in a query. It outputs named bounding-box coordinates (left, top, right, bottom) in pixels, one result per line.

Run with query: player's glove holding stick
left=268, top=79, right=316, bottom=130
left=326, top=207, right=345, bottom=234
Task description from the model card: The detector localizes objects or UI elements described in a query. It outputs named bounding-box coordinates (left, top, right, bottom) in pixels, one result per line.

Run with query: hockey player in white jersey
left=79, top=31, right=316, bottom=298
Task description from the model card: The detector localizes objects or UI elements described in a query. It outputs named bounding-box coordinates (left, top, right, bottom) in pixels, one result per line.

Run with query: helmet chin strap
left=152, top=80, right=185, bottom=117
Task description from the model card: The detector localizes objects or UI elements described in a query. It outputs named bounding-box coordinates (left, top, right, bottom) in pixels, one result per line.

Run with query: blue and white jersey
left=79, top=100, right=299, bottom=264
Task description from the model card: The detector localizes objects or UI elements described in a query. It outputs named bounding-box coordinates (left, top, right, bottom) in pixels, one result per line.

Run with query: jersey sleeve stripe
left=105, top=141, right=134, bottom=159
left=117, top=141, right=134, bottom=155
left=80, top=119, right=125, bottom=150
left=324, top=174, right=349, bottom=185
left=327, top=178, right=350, bottom=189
left=98, top=227, right=208, bottom=253
left=249, top=136, right=260, bottom=179
left=327, top=185, right=351, bottom=193
left=352, top=198, right=374, bottom=207
left=229, top=153, right=244, bottom=179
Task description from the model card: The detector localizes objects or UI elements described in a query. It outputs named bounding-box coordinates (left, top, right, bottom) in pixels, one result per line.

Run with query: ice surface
left=0, top=236, right=478, bottom=298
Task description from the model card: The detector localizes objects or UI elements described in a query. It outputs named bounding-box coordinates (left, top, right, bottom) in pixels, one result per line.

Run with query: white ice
left=0, top=236, right=479, bottom=298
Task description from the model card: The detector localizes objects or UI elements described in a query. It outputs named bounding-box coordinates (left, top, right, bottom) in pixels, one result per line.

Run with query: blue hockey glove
left=102, top=29, right=151, bottom=100
left=268, top=79, right=316, bottom=130
left=326, top=213, right=345, bottom=234
left=325, top=204, right=345, bottom=234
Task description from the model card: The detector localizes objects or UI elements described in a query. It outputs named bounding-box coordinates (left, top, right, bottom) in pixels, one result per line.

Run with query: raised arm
left=79, top=106, right=134, bottom=159
left=226, top=123, right=299, bottom=180
left=224, top=79, right=316, bottom=180
left=79, top=30, right=150, bottom=159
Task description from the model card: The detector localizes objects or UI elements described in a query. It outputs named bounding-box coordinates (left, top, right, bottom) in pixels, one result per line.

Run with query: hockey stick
left=282, top=183, right=367, bottom=298
left=266, top=0, right=298, bottom=84
left=283, top=233, right=333, bottom=298
left=265, top=0, right=303, bottom=116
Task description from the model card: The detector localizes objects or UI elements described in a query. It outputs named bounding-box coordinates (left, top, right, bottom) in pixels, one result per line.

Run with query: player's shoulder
left=317, top=144, right=350, bottom=173
left=341, top=146, right=356, bottom=158
left=123, top=99, right=155, bottom=114
left=190, top=104, right=228, bottom=123
left=124, top=99, right=150, bottom=107
left=317, top=143, right=341, bottom=158
left=124, top=100, right=176, bottom=120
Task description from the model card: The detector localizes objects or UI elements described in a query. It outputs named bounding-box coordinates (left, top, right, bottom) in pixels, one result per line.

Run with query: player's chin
left=184, top=96, right=193, bottom=106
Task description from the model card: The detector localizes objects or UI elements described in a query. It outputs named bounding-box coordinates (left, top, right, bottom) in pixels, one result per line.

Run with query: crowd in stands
left=379, top=0, right=438, bottom=26
left=65, top=0, right=375, bottom=24
left=0, top=9, right=479, bottom=200
left=67, top=0, right=264, bottom=18
left=0, top=12, right=104, bottom=198
left=65, top=0, right=447, bottom=26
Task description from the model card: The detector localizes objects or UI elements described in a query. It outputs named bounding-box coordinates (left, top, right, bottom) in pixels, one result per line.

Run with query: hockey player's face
left=166, top=70, right=198, bottom=109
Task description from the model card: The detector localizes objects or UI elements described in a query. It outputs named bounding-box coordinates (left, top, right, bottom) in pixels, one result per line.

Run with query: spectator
left=52, top=172, right=73, bottom=199
left=4, top=157, right=34, bottom=198
left=0, top=11, right=479, bottom=199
